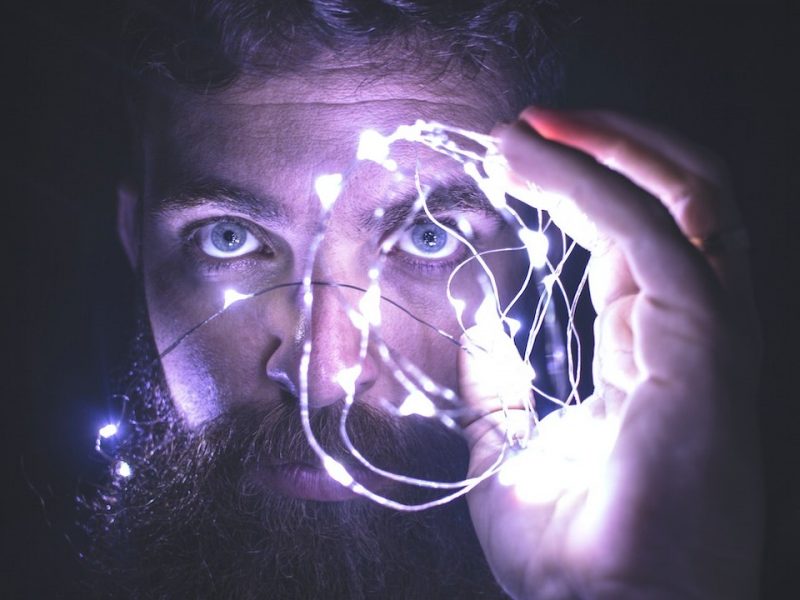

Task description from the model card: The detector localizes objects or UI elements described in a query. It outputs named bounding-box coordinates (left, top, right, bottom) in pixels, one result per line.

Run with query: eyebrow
left=153, top=178, right=288, bottom=224
left=360, top=180, right=503, bottom=233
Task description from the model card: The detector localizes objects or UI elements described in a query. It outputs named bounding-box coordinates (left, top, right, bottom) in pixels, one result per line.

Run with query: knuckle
left=665, top=174, right=725, bottom=235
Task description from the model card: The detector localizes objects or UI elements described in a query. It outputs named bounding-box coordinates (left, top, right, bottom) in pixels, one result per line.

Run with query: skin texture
left=120, top=67, right=521, bottom=427
left=119, top=65, right=762, bottom=597
left=462, top=109, right=762, bottom=599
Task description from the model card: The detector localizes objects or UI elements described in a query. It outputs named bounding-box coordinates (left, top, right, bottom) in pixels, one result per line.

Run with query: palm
left=461, top=110, right=762, bottom=599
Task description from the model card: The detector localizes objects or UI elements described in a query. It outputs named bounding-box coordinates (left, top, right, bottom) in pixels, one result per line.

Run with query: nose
left=265, top=275, right=380, bottom=409
left=307, top=281, right=380, bottom=406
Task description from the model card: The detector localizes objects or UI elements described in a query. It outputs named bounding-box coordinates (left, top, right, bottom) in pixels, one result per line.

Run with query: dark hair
left=124, top=0, right=565, bottom=109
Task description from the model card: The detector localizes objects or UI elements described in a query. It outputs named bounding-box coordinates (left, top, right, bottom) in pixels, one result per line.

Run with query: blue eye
left=197, top=221, right=262, bottom=258
left=397, top=221, right=461, bottom=259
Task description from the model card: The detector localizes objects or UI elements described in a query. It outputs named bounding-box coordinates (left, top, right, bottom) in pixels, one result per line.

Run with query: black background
left=2, top=1, right=797, bottom=597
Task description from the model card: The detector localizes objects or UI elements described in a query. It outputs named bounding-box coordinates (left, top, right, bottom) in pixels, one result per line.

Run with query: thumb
left=458, top=321, right=535, bottom=453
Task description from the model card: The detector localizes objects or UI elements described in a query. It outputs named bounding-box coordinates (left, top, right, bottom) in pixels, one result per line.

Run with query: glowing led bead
left=314, top=173, right=343, bottom=211
left=323, top=456, right=354, bottom=487
left=348, top=309, right=368, bottom=331
left=357, top=129, right=390, bottom=161
left=381, top=238, right=394, bottom=253
left=498, top=445, right=570, bottom=504
left=115, top=460, right=132, bottom=478
left=456, top=217, right=474, bottom=237
left=373, top=207, right=385, bottom=218
left=518, top=229, right=549, bottom=268
left=504, top=316, right=523, bottom=339
left=358, top=285, right=382, bottom=326
left=357, top=129, right=401, bottom=170
left=98, top=423, right=118, bottom=439
left=396, top=121, right=424, bottom=142
left=397, top=391, right=436, bottom=417
left=223, top=288, right=254, bottom=310
left=500, top=407, right=618, bottom=504
left=463, top=161, right=481, bottom=179
left=450, top=298, right=466, bottom=322
left=303, top=291, right=314, bottom=307
left=482, top=150, right=510, bottom=181
left=335, top=365, right=362, bottom=397
left=497, top=449, right=529, bottom=487
left=440, top=415, right=458, bottom=429
left=474, top=294, right=501, bottom=329
left=510, top=449, right=568, bottom=504
left=485, top=183, right=508, bottom=209
left=464, top=162, right=507, bottom=209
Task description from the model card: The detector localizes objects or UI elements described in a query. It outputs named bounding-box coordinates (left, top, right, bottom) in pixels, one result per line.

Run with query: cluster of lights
left=496, top=403, right=618, bottom=503
left=98, top=120, right=610, bottom=508
left=292, top=121, right=600, bottom=509
left=95, top=419, right=132, bottom=480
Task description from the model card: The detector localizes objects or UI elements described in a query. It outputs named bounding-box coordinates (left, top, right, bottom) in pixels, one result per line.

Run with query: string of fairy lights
left=96, top=120, right=617, bottom=508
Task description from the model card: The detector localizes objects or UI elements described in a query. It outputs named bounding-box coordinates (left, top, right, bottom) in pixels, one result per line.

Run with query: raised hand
left=462, top=109, right=762, bottom=600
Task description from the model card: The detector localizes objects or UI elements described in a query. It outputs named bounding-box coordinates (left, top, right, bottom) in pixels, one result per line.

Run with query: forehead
left=141, top=66, right=507, bottom=201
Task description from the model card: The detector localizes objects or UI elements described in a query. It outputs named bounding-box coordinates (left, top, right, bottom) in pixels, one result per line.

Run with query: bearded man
left=84, top=2, right=763, bottom=598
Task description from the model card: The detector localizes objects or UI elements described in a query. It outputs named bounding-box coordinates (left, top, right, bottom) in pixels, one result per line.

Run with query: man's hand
left=460, top=109, right=763, bottom=599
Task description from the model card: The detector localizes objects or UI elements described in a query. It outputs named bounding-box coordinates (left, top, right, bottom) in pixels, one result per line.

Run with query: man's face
left=124, top=63, right=523, bottom=500
left=105, top=60, right=526, bottom=598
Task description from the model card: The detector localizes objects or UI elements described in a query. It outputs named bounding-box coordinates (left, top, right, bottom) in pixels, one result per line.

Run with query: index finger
left=497, top=121, right=721, bottom=316
left=520, top=108, right=741, bottom=243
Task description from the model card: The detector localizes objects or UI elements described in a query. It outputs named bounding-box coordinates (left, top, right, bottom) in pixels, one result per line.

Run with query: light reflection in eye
left=197, top=221, right=262, bottom=258
left=396, top=221, right=461, bottom=260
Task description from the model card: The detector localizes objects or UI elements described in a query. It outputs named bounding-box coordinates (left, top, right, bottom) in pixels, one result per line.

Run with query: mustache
left=82, top=303, right=500, bottom=599
left=191, top=396, right=468, bottom=485
left=117, top=305, right=470, bottom=501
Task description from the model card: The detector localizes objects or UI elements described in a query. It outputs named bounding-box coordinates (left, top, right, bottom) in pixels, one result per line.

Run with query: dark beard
left=81, top=313, right=507, bottom=599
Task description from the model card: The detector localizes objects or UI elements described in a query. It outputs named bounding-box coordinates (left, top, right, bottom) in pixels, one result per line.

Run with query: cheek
left=141, top=219, right=216, bottom=350
left=376, top=279, right=467, bottom=393
left=141, top=219, right=286, bottom=354
left=374, top=247, right=527, bottom=389
left=159, top=345, right=223, bottom=426
left=155, top=305, right=288, bottom=425
left=380, top=317, right=461, bottom=394
left=143, top=244, right=291, bottom=423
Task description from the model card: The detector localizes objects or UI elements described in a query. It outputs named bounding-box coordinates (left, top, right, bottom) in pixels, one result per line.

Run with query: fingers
left=593, top=294, right=638, bottom=395
left=516, top=108, right=758, bottom=340
left=523, top=109, right=729, bottom=185
left=520, top=107, right=739, bottom=239
left=497, top=121, right=720, bottom=316
left=459, top=321, right=535, bottom=452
